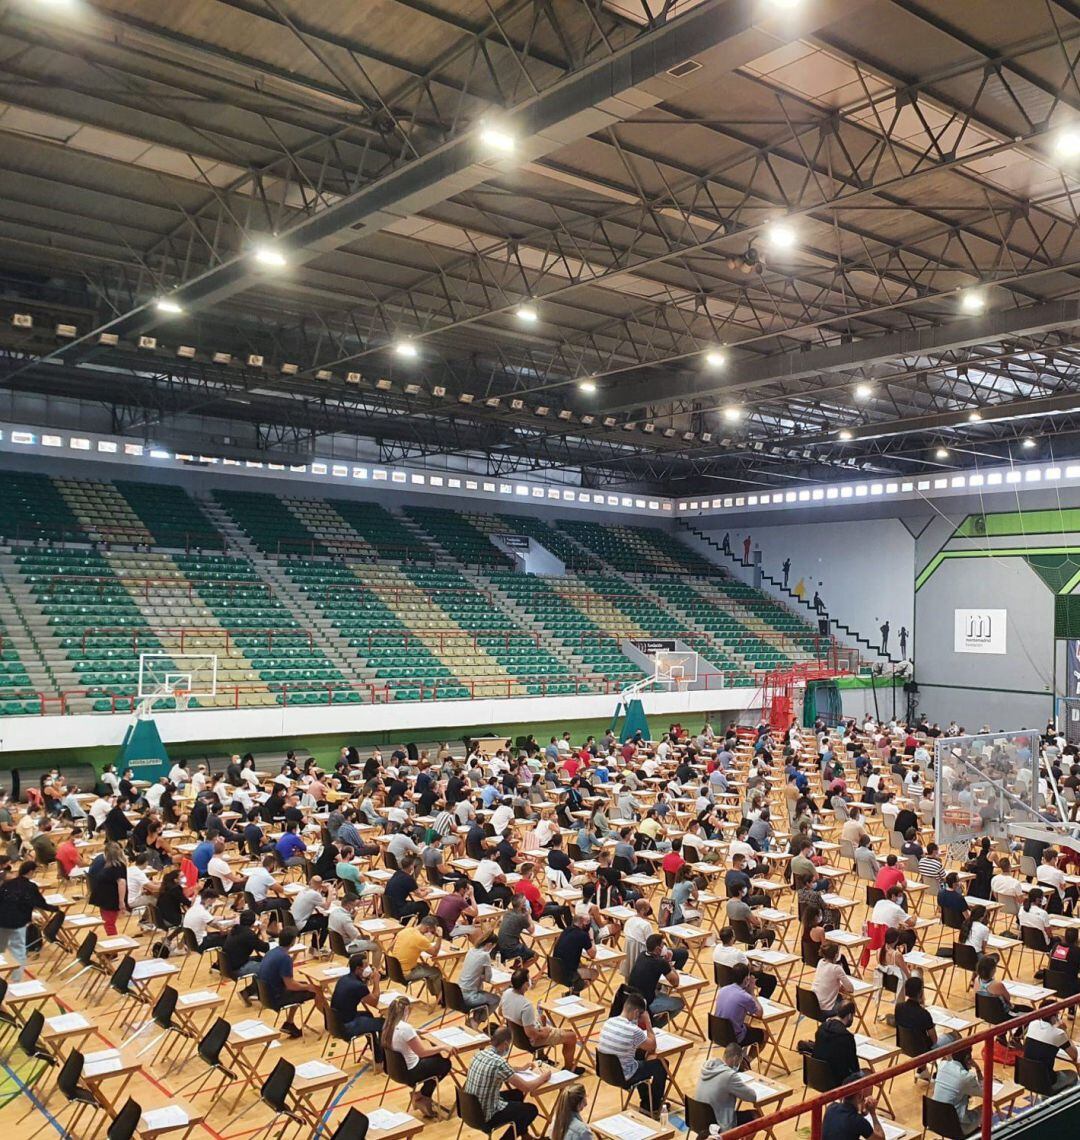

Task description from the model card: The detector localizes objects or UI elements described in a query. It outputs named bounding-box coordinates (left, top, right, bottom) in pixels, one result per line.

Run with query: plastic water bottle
left=659, top=1102, right=670, bottom=1128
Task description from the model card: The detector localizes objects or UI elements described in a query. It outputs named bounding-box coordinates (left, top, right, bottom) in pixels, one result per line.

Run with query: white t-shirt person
left=870, top=897, right=908, bottom=929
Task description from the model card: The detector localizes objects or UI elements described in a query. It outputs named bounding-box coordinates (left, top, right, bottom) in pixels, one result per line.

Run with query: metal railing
left=725, top=992, right=1080, bottom=1140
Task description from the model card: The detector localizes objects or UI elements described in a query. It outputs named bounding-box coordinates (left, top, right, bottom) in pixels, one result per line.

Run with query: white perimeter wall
left=0, top=686, right=763, bottom=755
left=700, top=518, right=916, bottom=651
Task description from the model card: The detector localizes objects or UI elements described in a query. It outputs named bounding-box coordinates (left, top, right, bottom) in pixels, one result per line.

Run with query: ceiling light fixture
left=723, top=406, right=742, bottom=423
left=968, top=411, right=982, bottom=422
left=838, top=429, right=853, bottom=441
left=516, top=305, right=538, bottom=323
left=479, top=126, right=516, bottom=153
left=959, top=290, right=985, bottom=314
left=154, top=298, right=182, bottom=315
left=1023, top=437, right=1036, bottom=448
left=854, top=383, right=872, bottom=400
left=766, top=222, right=796, bottom=250
left=705, top=350, right=726, bottom=368
left=394, top=340, right=418, bottom=359
left=578, top=379, right=597, bottom=393
left=253, top=244, right=287, bottom=268
left=1055, top=129, right=1080, bottom=159
left=936, top=447, right=950, bottom=459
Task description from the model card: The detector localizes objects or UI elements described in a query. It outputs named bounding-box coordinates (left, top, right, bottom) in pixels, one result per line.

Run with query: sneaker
left=281, top=1023, right=302, bottom=1039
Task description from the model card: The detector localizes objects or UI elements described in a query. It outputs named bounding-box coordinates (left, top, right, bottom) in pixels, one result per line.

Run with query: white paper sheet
left=295, top=1060, right=341, bottom=1079
left=367, top=1109, right=414, bottom=1131
left=431, top=1027, right=480, bottom=1046
left=178, top=991, right=218, bottom=1005
left=8, top=981, right=46, bottom=996
left=141, top=1106, right=190, bottom=1129
left=597, top=1113, right=654, bottom=1140
left=46, top=1013, right=89, bottom=1031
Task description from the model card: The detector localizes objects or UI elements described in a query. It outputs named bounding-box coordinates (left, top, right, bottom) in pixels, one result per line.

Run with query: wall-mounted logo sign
left=954, top=609, right=1007, bottom=655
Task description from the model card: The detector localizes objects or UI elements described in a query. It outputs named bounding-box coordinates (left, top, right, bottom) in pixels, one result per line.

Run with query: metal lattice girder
left=11, top=0, right=872, bottom=378
left=284, top=16, right=1080, bottom=387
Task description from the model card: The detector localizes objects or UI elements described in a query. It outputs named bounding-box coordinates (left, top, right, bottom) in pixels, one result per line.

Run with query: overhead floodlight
left=479, top=126, right=516, bottom=154
left=253, top=244, right=287, bottom=269
left=346, top=371, right=362, bottom=384
left=155, top=298, right=182, bottom=314
left=280, top=363, right=299, bottom=375
left=138, top=336, right=157, bottom=349
left=1055, top=129, right=1080, bottom=159
left=854, top=383, right=872, bottom=400
left=315, top=369, right=333, bottom=381
left=99, top=332, right=119, bottom=346
left=704, top=350, right=726, bottom=368
left=56, top=323, right=77, bottom=338
left=838, top=429, right=853, bottom=440
left=580, top=414, right=595, bottom=425
left=510, top=398, right=524, bottom=410
left=701, top=432, right=712, bottom=443
left=723, top=406, right=742, bottom=422
left=485, top=397, right=501, bottom=408
left=177, top=345, right=196, bottom=359
left=959, top=290, right=985, bottom=314
left=459, top=393, right=475, bottom=404
left=213, top=352, right=231, bottom=364
left=558, top=409, right=573, bottom=421
left=765, top=222, right=796, bottom=250
left=432, top=385, right=447, bottom=397
left=404, top=383, right=422, bottom=395
left=1023, top=437, right=1036, bottom=448
left=248, top=354, right=264, bottom=367
left=535, top=405, right=550, bottom=416
left=376, top=378, right=393, bottom=391
left=936, top=447, right=950, bottom=459
left=603, top=416, right=617, bottom=427
left=516, top=305, right=538, bottom=323
left=662, top=427, right=676, bottom=437
left=968, top=411, right=982, bottom=422
left=394, top=340, right=418, bottom=359
left=578, top=379, right=597, bottom=393
left=12, top=313, right=32, bottom=328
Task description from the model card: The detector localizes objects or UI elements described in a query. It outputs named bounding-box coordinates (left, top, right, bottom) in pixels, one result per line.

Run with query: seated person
left=391, top=915, right=444, bottom=999
left=937, top=872, right=970, bottom=928
left=256, top=928, right=326, bottom=1038
left=695, top=1043, right=763, bottom=1129
left=330, top=951, right=385, bottom=1062
left=1024, top=1005, right=1080, bottom=1091
left=811, top=1001, right=863, bottom=1086
left=552, top=912, right=598, bottom=993
left=821, top=1089, right=885, bottom=1140
left=896, top=976, right=958, bottom=1078
left=382, top=996, right=452, bottom=1120
left=932, top=1048, right=983, bottom=1133
left=726, top=882, right=776, bottom=948
left=500, top=967, right=585, bottom=1073
left=812, top=942, right=854, bottom=1016
left=712, top=926, right=777, bottom=998
left=463, top=1025, right=550, bottom=1140
left=627, top=934, right=684, bottom=1025
left=712, top=963, right=765, bottom=1050
left=496, top=896, right=539, bottom=967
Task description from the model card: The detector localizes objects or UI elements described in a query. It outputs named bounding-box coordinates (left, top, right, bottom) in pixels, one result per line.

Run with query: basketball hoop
left=174, top=689, right=191, bottom=711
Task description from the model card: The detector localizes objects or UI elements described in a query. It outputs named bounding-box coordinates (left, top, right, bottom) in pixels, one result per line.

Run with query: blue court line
left=1, top=1057, right=65, bottom=1136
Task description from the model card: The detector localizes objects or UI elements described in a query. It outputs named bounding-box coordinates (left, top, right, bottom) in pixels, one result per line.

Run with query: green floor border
left=915, top=544, right=1080, bottom=591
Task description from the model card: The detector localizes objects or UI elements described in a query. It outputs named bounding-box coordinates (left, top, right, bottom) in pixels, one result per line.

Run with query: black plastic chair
left=385, top=954, right=427, bottom=1002
left=896, top=1024, right=933, bottom=1058
left=322, top=1005, right=371, bottom=1065
left=1014, top=1055, right=1057, bottom=1098
left=131, top=984, right=188, bottom=1064
left=508, top=1018, right=545, bottom=1061
left=455, top=1086, right=495, bottom=1138
left=951, top=943, right=978, bottom=977
left=253, top=1058, right=305, bottom=1138
left=712, top=962, right=735, bottom=988
left=58, top=931, right=105, bottom=989
left=865, top=886, right=884, bottom=908
left=796, top=986, right=827, bottom=1023
left=106, top=1097, right=142, bottom=1140
left=380, top=1047, right=414, bottom=1104
left=1043, top=967, right=1077, bottom=999
left=682, top=1095, right=718, bottom=1140
left=329, top=1108, right=370, bottom=1140
left=730, top=918, right=755, bottom=946
left=107, top=955, right=146, bottom=1029
left=707, top=1012, right=737, bottom=1049
left=974, top=992, right=1009, bottom=1026
left=329, top=930, right=350, bottom=958
left=922, top=1096, right=967, bottom=1140
left=592, top=1049, right=653, bottom=1116
left=802, top=1053, right=838, bottom=1093
left=256, top=979, right=310, bottom=1031
left=5, top=1009, right=54, bottom=1090
left=52, top=1049, right=102, bottom=1136
left=174, top=1017, right=237, bottom=1098
left=940, top=908, right=964, bottom=931
left=441, top=977, right=473, bottom=1025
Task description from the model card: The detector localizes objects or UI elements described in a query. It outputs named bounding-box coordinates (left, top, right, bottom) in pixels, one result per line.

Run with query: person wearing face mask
left=463, top=1024, right=550, bottom=1140
left=330, top=951, right=385, bottom=1062
left=0, top=860, right=59, bottom=980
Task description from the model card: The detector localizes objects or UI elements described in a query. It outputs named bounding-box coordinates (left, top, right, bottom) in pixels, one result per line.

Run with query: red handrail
left=725, top=991, right=1080, bottom=1140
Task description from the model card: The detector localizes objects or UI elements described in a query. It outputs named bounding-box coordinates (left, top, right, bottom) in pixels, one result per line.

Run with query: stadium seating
left=402, top=506, right=512, bottom=567
left=0, top=470, right=854, bottom=714
left=555, top=519, right=719, bottom=575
